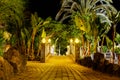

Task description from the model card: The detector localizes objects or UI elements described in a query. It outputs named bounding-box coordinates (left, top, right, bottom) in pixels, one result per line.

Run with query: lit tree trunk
left=112, top=24, right=116, bottom=63
left=37, top=36, right=41, bottom=57
left=87, top=41, right=90, bottom=56
left=101, top=35, right=105, bottom=53
left=82, top=34, right=85, bottom=56
left=94, top=36, right=98, bottom=53
left=27, top=39, right=31, bottom=58
left=31, top=28, right=37, bottom=60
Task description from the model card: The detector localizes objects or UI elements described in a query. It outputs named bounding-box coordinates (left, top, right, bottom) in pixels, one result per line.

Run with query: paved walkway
left=10, top=56, right=120, bottom=80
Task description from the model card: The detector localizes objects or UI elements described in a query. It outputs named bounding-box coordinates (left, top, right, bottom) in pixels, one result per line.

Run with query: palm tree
left=110, top=11, right=120, bottom=62
left=56, top=0, right=117, bottom=54
left=0, top=0, right=26, bottom=53
left=30, top=13, right=50, bottom=60
left=20, top=28, right=31, bottom=58
left=56, top=0, right=116, bottom=22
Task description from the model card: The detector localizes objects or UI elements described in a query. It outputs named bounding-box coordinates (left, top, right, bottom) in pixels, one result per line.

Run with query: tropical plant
left=110, top=11, right=120, bottom=55
left=115, top=33, right=120, bottom=45
left=56, top=0, right=117, bottom=55
left=56, top=0, right=116, bottom=23
left=106, top=36, right=113, bottom=50
left=109, top=11, right=120, bottom=62
left=102, top=46, right=108, bottom=53
left=28, top=13, right=50, bottom=60
left=114, top=47, right=120, bottom=54
left=0, top=30, right=5, bottom=56
left=0, top=30, right=12, bottom=56
left=0, top=0, right=26, bottom=55
left=20, top=28, right=31, bottom=57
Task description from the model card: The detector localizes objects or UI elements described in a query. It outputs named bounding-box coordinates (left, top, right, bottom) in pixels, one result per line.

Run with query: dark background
left=28, top=0, right=61, bottom=19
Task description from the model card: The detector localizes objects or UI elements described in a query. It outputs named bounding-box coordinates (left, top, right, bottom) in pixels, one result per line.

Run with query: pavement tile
left=10, top=56, right=120, bottom=80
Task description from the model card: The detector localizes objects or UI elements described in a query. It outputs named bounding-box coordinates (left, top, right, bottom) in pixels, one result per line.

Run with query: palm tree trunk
left=82, top=34, right=85, bottom=56
left=87, top=41, right=90, bottom=56
left=37, top=36, right=41, bottom=57
left=27, top=39, right=31, bottom=58
left=112, top=24, right=116, bottom=63
left=31, top=28, right=37, bottom=60
left=101, top=36, right=105, bottom=53
left=94, top=36, right=98, bottom=53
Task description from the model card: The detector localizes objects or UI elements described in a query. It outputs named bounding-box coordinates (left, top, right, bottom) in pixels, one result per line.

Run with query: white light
left=52, top=45, right=55, bottom=48
left=42, top=38, right=46, bottom=43
left=48, top=39, right=51, bottom=43
left=67, top=45, right=70, bottom=48
left=70, top=39, right=73, bottom=43
left=75, top=38, right=79, bottom=43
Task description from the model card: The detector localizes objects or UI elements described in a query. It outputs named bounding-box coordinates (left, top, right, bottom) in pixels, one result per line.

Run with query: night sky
left=28, top=0, right=61, bottom=19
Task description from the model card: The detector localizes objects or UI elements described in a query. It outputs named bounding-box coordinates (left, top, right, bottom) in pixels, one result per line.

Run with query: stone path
left=10, top=56, right=120, bottom=80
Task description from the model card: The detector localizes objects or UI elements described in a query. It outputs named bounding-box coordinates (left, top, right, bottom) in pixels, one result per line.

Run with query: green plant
left=115, top=33, right=120, bottom=44
left=0, top=31, right=4, bottom=56
left=0, top=49, right=3, bottom=56
left=114, top=47, right=120, bottom=54
left=102, top=46, right=108, bottom=53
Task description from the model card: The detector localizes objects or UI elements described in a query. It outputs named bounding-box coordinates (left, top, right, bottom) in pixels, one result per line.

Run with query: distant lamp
left=52, top=45, right=55, bottom=48
left=67, top=45, right=70, bottom=48
left=70, top=39, right=73, bottom=43
left=48, top=39, right=51, bottom=43
left=75, top=38, right=79, bottom=43
left=42, top=38, right=46, bottom=43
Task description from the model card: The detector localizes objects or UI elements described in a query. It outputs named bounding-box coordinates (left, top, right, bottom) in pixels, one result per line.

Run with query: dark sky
left=112, top=0, right=120, bottom=34
left=28, top=0, right=61, bottom=19
left=112, top=0, right=120, bottom=10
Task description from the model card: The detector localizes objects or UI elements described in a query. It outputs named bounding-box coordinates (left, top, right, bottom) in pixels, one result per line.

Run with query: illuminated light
left=67, top=45, right=70, bottom=48
left=75, top=38, right=79, bottom=43
left=52, top=45, right=55, bottom=48
left=70, top=39, right=73, bottom=43
left=48, top=39, right=51, bottom=43
left=42, top=38, right=46, bottom=43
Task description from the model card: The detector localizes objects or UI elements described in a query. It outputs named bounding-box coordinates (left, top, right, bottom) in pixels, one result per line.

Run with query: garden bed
left=79, top=52, right=120, bottom=77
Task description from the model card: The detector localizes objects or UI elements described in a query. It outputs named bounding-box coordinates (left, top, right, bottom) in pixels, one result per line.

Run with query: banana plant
left=0, top=0, right=26, bottom=54
left=115, top=33, right=120, bottom=45
left=0, top=30, right=5, bottom=56
left=56, top=0, right=117, bottom=55
left=110, top=11, right=120, bottom=62
left=56, top=0, right=116, bottom=23
left=30, top=13, right=50, bottom=60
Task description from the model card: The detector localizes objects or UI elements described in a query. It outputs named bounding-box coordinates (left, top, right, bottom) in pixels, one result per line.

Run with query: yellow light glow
left=75, top=38, right=79, bottom=43
left=70, top=39, right=73, bottom=43
left=67, top=45, right=70, bottom=48
left=48, top=39, right=51, bottom=43
left=52, top=45, right=55, bottom=48
left=42, top=38, right=46, bottom=43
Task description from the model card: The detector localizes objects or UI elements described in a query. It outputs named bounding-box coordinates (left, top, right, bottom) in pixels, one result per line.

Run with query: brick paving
left=10, top=56, right=120, bottom=80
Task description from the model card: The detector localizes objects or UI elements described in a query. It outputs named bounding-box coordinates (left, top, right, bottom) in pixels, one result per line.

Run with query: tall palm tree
left=56, top=0, right=116, bottom=23
left=30, top=13, right=50, bottom=60
left=110, top=11, right=120, bottom=62
left=56, top=0, right=117, bottom=54
left=0, top=0, right=26, bottom=53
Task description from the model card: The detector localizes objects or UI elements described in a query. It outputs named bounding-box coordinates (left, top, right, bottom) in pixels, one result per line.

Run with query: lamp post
left=41, top=38, right=46, bottom=63
left=70, top=39, right=73, bottom=54
left=75, top=38, right=80, bottom=63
